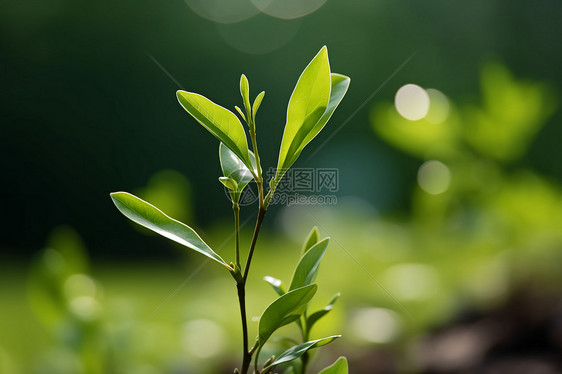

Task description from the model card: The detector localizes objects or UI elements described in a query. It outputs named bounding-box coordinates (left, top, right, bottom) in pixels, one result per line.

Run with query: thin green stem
left=254, top=346, right=262, bottom=374
left=243, top=208, right=267, bottom=283
left=233, top=202, right=241, bottom=268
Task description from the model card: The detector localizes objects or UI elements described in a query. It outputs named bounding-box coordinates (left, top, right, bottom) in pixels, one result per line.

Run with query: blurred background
left=2, top=0, right=562, bottom=373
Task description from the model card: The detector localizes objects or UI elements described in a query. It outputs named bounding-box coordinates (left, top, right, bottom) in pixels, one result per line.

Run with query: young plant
left=110, top=46, right=350, bottom=374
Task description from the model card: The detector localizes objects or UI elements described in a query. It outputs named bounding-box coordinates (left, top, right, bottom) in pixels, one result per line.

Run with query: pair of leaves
left=274, top=46, right=351, bottom=186
left=110, top=192, right=231, bottom=270
left=237, top=74, right=265, bottom=128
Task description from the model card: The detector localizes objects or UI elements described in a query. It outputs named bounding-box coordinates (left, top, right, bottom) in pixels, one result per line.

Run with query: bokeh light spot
left=69, top=296, right=101, bottom=321
left=64, top=274, right=97, bottom=300
left=181, top=319, right=226, bottom=358
left=385, top=263, right=439, bottom=300
left=425, top=88, right=450, bottom=124
left=185, top=0, right=260, bottom=24
left=250, top=0, right=327, bottom=20
left=395, top=84, right=430, bottom=121
left=351, top=308, right=400, bottom=343
left=417, top=160, right=451, bottom=195
left=217, top=13, right=302, bottom=54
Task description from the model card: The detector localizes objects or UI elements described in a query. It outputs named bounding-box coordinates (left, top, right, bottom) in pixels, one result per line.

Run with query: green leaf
left=258, top=284, right=317, bottom=345
left=219, top=143, right=256, bottom=194
left=252, top=91, right=265, bottom=120
left=302, top=226, right=320, bottom=254
left=289, top=238, right=329, bottom=291
left=110, top=192, right=231, bottom=270
left=275, top=46, right=350, bottom=184
left=235, top=105, right=246, bottom=122
left=218, top=176, right=238, bottom=191
left=319, top=357, right=348, bottom=374
left=176, top=90, right=253, bottom=172
left=263, top=336, right=341, bottom=370
left=240, top=74, right=251, bottom=119
left=264, top=276, right=286, bottom=296
left=276, top=46, right=331, bottom=178
left=307, top=293, right=340, bottom=332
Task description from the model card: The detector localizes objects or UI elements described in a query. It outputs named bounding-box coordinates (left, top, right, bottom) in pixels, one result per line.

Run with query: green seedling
left=111, top=46, right=350, bottom=374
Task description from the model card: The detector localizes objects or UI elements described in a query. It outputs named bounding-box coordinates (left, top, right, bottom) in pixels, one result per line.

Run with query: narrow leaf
left=307, top=293, right=340, bottom=331
left=319, top=357, right=348, bottom=374
left=302, top=226, right=319, bottom=254
left=110, top=192, right=231, bottom=270
left=252, top=91, right=265, bottom=120
left=264, top=276, right=286, bottom=296
left=176, top=90, right=253, bottom=171
left=289, top=238, right=329, bottom=291
left=219, top=143, right=256, bottom=194
left=264, top=336, right=341, bottom=370
left=258, top=284, right=317, bottom=345
left=276, top=46, right=331, bottom=179
left=235, top=106, right=246, bottom=122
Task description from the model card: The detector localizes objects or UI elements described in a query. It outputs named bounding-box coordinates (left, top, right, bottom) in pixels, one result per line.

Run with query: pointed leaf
left=252, top=91, right=265, bottom=120
left=307, top=293, right=340, bottom=331
left=264, top=276, right=286, bottom=296
left=302, top=226, right=320, bottom=254
left=275, top=71, right=351, bottom=184
left=219, top=143, right=256, bottom=194
left=110, top=192, right=231, bottom=270
left=176, top=90, right=253, bottom=171
left=258, top=284, right=317, bottom=345
left=289, top=238, right=329, bottom=291
left=240, top=74, right=251, bottom=118
left=264, top=336, right=341, bottom=370
left=319, top=357, right=348, bottom=374
left=235, top=106, right=246, bottom=122
left=276, top=46, right=331, bottom=179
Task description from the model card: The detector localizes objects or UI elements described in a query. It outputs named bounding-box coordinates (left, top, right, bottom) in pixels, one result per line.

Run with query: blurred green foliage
left=2, top=0, right=562, bottom=372
left=2, top=61, right=561, bottom=373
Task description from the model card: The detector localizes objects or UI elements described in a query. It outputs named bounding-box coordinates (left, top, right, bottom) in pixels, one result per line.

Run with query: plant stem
left=237, top=207, right=267, bottom=374
left=243, top=208, right=267, bottom=282
left=233, top=202, right=241, bottom=268
left=237, top=282, right=251, bottom=374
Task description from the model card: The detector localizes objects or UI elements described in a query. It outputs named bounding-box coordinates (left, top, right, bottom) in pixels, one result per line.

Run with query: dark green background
left=2, top=0, right=561, bottom=257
